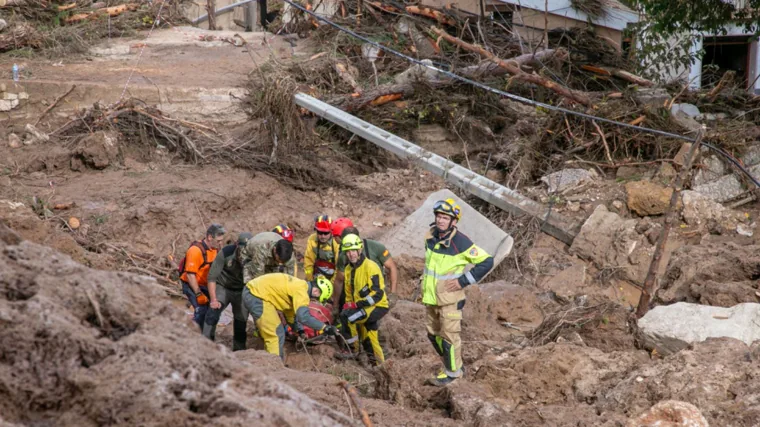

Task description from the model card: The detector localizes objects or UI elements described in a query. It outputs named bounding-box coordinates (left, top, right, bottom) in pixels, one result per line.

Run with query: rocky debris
left=0, top=97, right=19, bottom=112
left=670, top=103, right=702, bottom=132
left=616, top=165, right=650, bottom=181
left=625, top=180, right=674, bottom=216
left=600, top=338, right=760, bottom=426
left=692, top=154, right=726, bottom=187
left=540, top=168, right=596, bottom=194
left=672, top=143, right=692, bottom=166
left=658, top=241, right=760, bottom=306
left=0, top=224, right=355, bottom=426
left=444, top=382, right=509, bottom=424
left=394, top=59, right=445, bottom=85
left=654, top=161, right=677, bottom=185
left=71, top=131, right=120, bottom=170
left=0, top=19, right=7, bottom=32
left=570, top=205, right=680, bottom=287
left=7, top=133, right=20, bottom=148
left=633, top=87, right=670, bottom=108
left=627, top=400, right=708, bottom=427
left=540, top=263, right=587, bottom=299
left=741, top=145, right=760, bottom=167
left=692, top=173, right=745, bottom=203
left=681, top=190, right=741, bottom=231
left=23, top=123, right=49, bottom=145
left=638, top=302, right=760, bottom=355
left=395, top=18, right=437, bottom=58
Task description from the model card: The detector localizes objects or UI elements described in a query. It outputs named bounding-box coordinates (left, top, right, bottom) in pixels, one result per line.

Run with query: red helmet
left=272, top=224, right=294, bottom=242
left=331, top=217, right=354, bottom=238
left=314, top=214, right=332, bottom=233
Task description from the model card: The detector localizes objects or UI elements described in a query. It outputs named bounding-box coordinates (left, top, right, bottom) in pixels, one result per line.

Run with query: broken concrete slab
left=540, top=168, right=596, bottom=194
left=692, top=173, right=745, bottom=203
left=570, top=205, right=681, bottom=286
left=381, top=189, right=514, bottom=272
left=638, top=302, right=760, bottom=355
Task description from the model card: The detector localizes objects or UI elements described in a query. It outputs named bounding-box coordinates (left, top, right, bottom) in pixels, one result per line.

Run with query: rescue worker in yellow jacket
left=303, top=214, right=341, bottom=282
left=338, top=234, right=389, bottom=366
left=423, top=198, right=493, bottom=386
left=242, top=273, right=338, bottom=359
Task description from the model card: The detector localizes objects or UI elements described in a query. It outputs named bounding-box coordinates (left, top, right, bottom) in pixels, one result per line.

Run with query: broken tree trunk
left=636, top=128, right=705, bottom=318
left=581, top=65, right=654, bottom=87
left=459, top=48, right=564, bottom=78
left=328, top=83, right=419, bottom=111
left=328, top=49, right=562, bottom=110
left=207, top=0, right=217, bottom=30
left=431, top=27, right=592, bottom=106
left=707, top=70, right=735, bottom=102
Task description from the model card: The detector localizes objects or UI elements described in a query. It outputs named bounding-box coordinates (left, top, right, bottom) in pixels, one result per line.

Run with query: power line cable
left=282, top=0, right=760, bottom=187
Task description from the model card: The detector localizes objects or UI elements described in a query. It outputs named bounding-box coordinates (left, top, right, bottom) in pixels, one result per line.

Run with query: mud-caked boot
left=427, top=367, right=465, bottom=387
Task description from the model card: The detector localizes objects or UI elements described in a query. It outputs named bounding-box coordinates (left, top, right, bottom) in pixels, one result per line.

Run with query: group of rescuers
left=178, top=198, right=493, bottom=386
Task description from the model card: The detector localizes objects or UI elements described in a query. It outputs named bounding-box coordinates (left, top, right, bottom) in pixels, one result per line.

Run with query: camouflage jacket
left=241, top=231, right=297, bottom=284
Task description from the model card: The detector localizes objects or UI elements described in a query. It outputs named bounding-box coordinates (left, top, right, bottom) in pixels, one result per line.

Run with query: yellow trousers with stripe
left=425, top=303, right=463, bottom=377
left=340, top=305, right=388, bottom=365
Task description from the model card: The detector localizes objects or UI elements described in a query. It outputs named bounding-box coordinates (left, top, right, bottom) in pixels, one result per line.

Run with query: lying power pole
left=294, top=92, right=583, bottom=245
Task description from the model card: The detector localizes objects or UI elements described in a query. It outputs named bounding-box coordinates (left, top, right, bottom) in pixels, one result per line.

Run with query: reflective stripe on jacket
left=304, top=233, right=340, bottom=280
left=422, top=227, right=494, bottom=306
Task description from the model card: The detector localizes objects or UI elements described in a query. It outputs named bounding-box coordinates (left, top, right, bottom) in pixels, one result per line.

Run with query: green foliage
left=633, top=0, right=760, bottom=35
left=628, top=1, right=760, bottom=83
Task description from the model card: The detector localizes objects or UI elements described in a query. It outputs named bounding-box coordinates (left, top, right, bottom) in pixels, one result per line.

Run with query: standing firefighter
left=202, top=232, right=253, bottom=351
left=304, top=214, right=340, bottom=282
left=242, top=273, right=338, bottom=359
left=423, top=199, right=493, bottom=386
left=179, top=224, right=226, bottom=330
left=338, top=234, right=389, bottom=366
left=240, top=231, right=297, bottom=285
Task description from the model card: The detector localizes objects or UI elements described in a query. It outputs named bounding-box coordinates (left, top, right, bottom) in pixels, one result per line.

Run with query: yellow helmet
left=433, top=198, right=461, bottom=221
left=341, top=233, right=363, bottom=252
left=313, top=276, right=333, bottom=303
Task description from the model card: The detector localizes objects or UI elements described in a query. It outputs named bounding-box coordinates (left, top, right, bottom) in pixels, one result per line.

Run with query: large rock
left=627, top=400, right=709, bottom=427
left=570, top=205, right=680, bottom=286
left=670, top=103, right=702, bottom=132
left=381, top=189, right=514, bottom=275
left=637, top=302, right=760, bottom=355
left=658, top=241, right=760, bottom=306
left=625, top=180, right=674, bottom=216
left=681, top=190, right=741, bottom=230
left=692, top=173, right=745, bottom=202
left=540, top=168, right=596, bottom=194
left=71, top=131, right=120, bottom=170
left=692, top=154, right=726, bottom=187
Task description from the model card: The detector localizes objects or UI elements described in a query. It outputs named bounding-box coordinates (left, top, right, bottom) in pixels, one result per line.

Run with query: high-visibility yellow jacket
left=246, top=273, right=325, bottom=331
left=422, top=227, right=494, bottom=306
left=345, top=255, right=388, bottom=309
left=303, top=233, right=340, bottom=281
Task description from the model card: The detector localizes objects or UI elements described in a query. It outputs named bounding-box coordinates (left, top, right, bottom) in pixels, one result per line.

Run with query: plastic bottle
left=12, top=64, right=18, bottom=82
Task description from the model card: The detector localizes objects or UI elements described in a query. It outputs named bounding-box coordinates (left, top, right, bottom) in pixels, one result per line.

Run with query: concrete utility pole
left=294, top=92, right=583, bottom=245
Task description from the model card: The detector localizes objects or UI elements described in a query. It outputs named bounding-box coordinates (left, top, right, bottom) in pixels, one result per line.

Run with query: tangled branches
left=528, top=297, right=617, bottom=346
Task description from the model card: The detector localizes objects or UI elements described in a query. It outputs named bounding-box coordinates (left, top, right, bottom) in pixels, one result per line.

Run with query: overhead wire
left=280, top=0, right=760, bottom=188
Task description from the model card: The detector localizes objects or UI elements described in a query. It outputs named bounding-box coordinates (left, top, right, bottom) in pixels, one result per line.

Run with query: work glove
left=342, top=302, right=357, bottom=311
left=195, top=292, right=209, bottom=306
left=323, top=325, right=337, bottom=336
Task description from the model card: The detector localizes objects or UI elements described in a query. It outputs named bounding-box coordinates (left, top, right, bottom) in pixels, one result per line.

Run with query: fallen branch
left=431, top=26, right=592, bottom=106
left=581, top=64, right=654, bottom=87
left=592, top=120, right=613, bottom=165
left=636, top=127, right=705, bottom=318
left=340, top=381, right=373, bottom=427
left=327, top=49, right=563, bottom=110
left=35, top=85, right=76, bottom=126
left=405, top=5, right=455, bottom=25
left=707, top=70, right=735, bottom=102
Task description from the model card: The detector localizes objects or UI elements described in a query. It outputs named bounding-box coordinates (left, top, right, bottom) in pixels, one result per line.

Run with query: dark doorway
left=702, top=35, right=751, bottom=89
